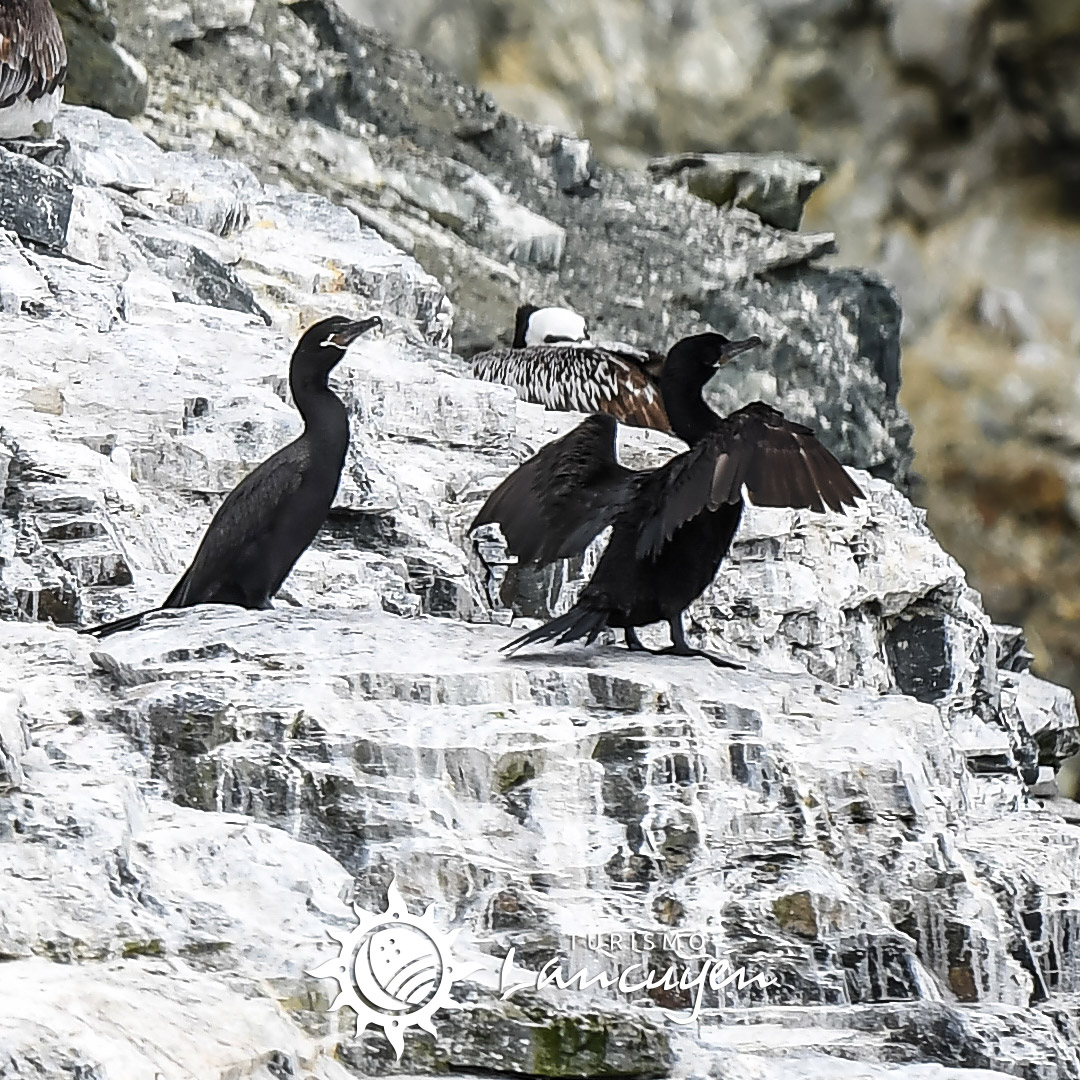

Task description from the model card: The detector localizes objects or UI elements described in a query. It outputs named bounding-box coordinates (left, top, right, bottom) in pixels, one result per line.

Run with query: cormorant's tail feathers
left=78, top=608, right=156, bottom=639
left=500, top=603, right=610, bottom=656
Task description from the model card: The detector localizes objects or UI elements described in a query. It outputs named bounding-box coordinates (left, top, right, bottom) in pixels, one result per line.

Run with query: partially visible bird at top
left=0, top=0, right=67, bottom=140
left=80, top=314, right=382, bottom=639
left=470, top=331, right=864, bottom=667
left=472, top=303, right=672, bottom=432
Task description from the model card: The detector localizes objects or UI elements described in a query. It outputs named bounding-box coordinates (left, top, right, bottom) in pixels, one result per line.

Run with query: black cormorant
left=470, top=332, right=864, bottom=666
left=472, top=304, right=671, bottom=432
left=0, top=0, right=66, bottom=138
left=81, top=314, right=382, bottom=638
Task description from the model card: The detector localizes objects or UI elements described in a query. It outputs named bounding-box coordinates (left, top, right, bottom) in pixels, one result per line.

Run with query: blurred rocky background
left=57, top=1, right=1080, bottom=710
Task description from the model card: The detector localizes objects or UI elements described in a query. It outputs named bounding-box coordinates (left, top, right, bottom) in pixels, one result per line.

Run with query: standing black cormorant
left=0, top=0, right=66, bottom=138
left=472, top=304, right=671, bottom=432
left=470, top=332, right=864, bottom=666
left=81, top=315, right=382, bottom=639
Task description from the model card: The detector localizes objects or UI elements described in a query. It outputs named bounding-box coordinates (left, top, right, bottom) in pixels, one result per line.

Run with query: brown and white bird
left=472, top=304, right=672, bottom=432
left=0, top=0, right=66, bottom=139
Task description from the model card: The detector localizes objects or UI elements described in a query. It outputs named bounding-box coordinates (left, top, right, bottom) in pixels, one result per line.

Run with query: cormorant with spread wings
left=471, top=332, right=864, bottom=666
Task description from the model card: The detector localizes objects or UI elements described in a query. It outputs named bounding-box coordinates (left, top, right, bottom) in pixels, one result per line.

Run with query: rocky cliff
left=83, top=0, right=910, bottom=490
left=63, top=0, right=1080, bottom=702
left=0, top=4, right=1079, bottom=1079
left=312, top=0, right=1080, bottom=709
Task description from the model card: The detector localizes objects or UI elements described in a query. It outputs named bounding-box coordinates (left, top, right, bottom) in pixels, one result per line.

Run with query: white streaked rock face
left=0, top=87, right=63, bottom=140
left=0, top=105, right=1079, bottom=1080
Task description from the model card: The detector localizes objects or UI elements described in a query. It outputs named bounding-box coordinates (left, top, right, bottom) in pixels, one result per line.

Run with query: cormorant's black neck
left=291, top=369, right=349, bottom=447
left=660, top=365, right=720, bottom=446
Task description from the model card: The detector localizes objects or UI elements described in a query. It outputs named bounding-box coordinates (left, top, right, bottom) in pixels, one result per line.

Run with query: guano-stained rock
left=102, top=0, right=914, bottom=490
left=0, top=85, right=1078, bottom=1080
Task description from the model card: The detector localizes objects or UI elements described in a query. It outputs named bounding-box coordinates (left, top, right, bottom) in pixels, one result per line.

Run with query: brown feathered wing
left=0, top=1, right=66, bottom=109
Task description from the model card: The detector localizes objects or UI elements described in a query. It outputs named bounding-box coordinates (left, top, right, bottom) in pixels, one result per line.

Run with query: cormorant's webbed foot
left=662, top=615, right=744, bottom=669
left=654, top=643, right=744, bottom=669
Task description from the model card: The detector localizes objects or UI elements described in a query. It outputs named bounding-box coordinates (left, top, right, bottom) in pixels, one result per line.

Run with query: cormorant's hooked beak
left=330, top=316, right=382, bottom=348
left=714, top=335, right=763, bottom=366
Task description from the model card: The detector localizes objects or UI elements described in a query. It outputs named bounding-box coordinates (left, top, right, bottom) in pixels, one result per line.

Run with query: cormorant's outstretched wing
left=472, top=345, right=671, bottom=432
left=0, top=3, right=66, bottom=109
left=163, top=448, right=309, bottom=607
left=637, top=401, right=864, bottom=559
left=470, top=413, right=638, bottom=566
